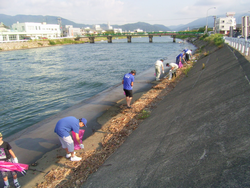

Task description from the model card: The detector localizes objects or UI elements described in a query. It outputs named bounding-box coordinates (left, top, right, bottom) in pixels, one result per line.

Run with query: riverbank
left=12, top=39, right=205, bottom=188
left=0, top=37, right=110, bottom=51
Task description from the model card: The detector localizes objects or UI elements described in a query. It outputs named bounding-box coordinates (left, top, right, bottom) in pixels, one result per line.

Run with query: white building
left=0, top=22, right=61, bottom=41
left=12, top=22, right=61, bottom=39
left=114, top=28, right=122, bottom=33
left=63, top=25, right=81, bottom=37
left=134, top=28, right=143, bottom=33
left=215, top=12, right=236, bottom=35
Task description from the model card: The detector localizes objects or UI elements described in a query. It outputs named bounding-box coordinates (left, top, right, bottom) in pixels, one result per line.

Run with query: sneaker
left=66, top=152, right=76, bottom=158
left=14, top=182, right=21, bottom=188
left=70, top=155, right=82, bottom=162
left=127, top=106, right=132, bottom=109
left=4, top=185, right=10, bottom=188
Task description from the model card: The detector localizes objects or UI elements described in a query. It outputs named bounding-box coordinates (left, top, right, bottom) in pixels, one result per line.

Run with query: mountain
left=0, top=14, right=170, bottom=32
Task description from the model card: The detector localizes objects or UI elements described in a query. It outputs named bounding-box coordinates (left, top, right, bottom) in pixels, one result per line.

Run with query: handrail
left=83, top=31, right=203, bottom=37
left=224, top=37, right=250, bottom=56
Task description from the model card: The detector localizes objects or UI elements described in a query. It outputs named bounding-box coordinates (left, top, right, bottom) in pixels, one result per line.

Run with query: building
left=63, top=25, right=81, bottom=37
left=215, top=12, right=236, bottom=35
left=242, top=16, right=250, bottom=37
left=12, top=22, right=61, bottom=39
left=0, top=22, right=61, bottom=42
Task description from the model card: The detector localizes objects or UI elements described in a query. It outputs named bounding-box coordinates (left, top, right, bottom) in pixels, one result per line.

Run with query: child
left=0, top=132, right=21, bottom=188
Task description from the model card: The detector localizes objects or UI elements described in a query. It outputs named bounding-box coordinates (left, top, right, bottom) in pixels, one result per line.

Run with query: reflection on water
left=0, top=36, right=195, bottom=137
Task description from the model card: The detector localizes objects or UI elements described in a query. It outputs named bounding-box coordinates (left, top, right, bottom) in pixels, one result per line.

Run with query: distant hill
left=0, top=14, right=170, bottom=32
left=2, top=13, right=249, bottom=32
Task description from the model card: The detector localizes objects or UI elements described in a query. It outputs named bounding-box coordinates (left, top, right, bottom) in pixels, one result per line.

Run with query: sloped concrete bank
left=82, top=41, right=250, bottom=187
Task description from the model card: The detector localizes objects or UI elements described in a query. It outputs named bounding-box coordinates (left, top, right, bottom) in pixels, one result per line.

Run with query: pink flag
left=72, top=129, right=85, bottom=150
left=0, top=161, right=29, bottom=174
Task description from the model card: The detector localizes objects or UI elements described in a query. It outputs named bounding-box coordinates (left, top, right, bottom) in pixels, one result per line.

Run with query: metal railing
left=224, top=37, right=250, bottom=56
left=83, top=31, right=203, bottom=37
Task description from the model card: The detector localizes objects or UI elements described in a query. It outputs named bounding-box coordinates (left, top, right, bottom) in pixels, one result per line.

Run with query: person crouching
left=166, top=63, right=179, bottom=80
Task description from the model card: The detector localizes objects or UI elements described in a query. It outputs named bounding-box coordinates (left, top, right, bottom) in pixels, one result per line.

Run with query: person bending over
left=54, top=116, right=87, bottom=161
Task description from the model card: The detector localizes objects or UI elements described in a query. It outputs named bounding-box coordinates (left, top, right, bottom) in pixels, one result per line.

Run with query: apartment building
left=215, top=12, right=236, bottom=35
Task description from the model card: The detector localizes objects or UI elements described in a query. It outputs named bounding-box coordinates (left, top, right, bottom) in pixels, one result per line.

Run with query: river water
left=0, top=36, right=195, bottom=138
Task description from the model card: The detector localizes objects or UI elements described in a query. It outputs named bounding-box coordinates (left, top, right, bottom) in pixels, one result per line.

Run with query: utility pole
left=213, top=16, right=217, bottom=33
left=57, top=18, right=62, bottom=37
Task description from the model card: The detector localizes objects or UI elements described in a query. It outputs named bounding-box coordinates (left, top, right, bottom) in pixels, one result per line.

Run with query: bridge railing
left=84, top=31, right=203, bottom=37
left=224, top=37, right=250, bottom=56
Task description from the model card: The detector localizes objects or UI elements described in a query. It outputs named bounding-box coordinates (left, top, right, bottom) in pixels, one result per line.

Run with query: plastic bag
left=179, top=61, right=183, bottom=68
left=72, top=129, right=85, bottom=150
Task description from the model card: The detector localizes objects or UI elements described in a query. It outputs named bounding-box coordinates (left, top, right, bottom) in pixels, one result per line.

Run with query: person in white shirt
left=166, top=63, right=179, bottom=80
left=155, top=59, right=164, bottom=81
left=185, top=49, right=192, bottom=63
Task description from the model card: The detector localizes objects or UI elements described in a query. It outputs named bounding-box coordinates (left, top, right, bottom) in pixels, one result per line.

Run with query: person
left=185, top=49, right=192, bottom=63
left=155, top=59, right=164, bottom=81
left=166, top=63, right=179, bottom=80
left=176, top=52, right=186, bottom=66
left=0, top=132, right=21, bottom=188
left=122, top=70, right=136, bottom=108
left=54, top=116, right=87, bottom=161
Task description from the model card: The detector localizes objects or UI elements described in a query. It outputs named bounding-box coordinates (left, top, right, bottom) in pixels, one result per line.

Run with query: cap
left=80, top=118, right=87, bottom=127
left=131, top=70, right=136, bottom=75
left=0, top=132, right=2, bottom=137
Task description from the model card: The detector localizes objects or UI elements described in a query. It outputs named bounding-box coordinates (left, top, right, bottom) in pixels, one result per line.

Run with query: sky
left=1, top=0, right=250, bottom=26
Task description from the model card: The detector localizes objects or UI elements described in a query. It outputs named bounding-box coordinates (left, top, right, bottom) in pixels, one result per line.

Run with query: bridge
left=76, top=31, right=203, bottom=43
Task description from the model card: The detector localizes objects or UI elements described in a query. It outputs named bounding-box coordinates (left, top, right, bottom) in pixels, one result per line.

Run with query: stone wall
left=0, top=38, right=89, bottom=51
left=0, top=40, right=52, bottom=51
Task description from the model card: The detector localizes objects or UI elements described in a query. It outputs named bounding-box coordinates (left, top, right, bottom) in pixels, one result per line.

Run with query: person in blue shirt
left=176, top=52, right=186, bottom=65
left=54, top=116, right=87, bottom=161
left=122, top=70, right=136, bottom=108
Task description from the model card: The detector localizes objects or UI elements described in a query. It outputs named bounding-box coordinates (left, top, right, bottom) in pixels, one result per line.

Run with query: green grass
left=48, top=38, right=85, bottom=45
left=183, top=66, right=192, bottom=77
left=138, top=109, right=151, bottom=119
left=204, top=33, right=224, bottom=47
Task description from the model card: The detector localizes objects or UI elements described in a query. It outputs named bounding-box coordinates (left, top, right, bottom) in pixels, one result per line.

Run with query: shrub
left=48, top=40, right=56, bottom=45
left=203, top=33, right=224, bottom=47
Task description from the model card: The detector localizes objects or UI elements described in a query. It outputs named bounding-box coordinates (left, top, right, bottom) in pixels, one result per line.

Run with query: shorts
left=1, top=159, right=17, bottom=178
left=123, top=89, right=133, bottom=98
left=58, top=135, right=74, bottom=152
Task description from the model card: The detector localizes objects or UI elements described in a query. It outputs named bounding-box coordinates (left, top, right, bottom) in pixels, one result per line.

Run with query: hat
left=80, top=118, right=87, bottom=127
left=131, top=70, right=136, bottom=75
left=0, top=132, right=2, bottom=137
left=166, top=63, right=169, bottom=66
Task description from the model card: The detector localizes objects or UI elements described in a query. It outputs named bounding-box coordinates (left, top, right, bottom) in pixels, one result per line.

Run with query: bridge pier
left=173, top=35, right=176, bottom=43
left=149, top=35, right=153, bottom=43
left=107, top=36, right=112, bottom=43
left=89, top=37, right=95, bottom=43
left=127, top=36, right=132, bottom=43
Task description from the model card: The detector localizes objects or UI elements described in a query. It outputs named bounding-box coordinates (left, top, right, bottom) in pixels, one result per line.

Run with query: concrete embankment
left=82, top=41, right=250, bottom=187
left=0, top=38, right=89, bottom=51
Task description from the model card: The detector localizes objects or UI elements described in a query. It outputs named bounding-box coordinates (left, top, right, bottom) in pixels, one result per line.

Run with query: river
left=0, top=36, right=195, bottom=138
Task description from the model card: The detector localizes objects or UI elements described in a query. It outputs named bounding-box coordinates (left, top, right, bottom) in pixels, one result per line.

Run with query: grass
left=48, top=38, right=86, bottom=46
left=138, top=109, right=151, bottom=119
left=183, top=66, right=192, bottom=77
left=203, top=33, right=224, bottom=47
